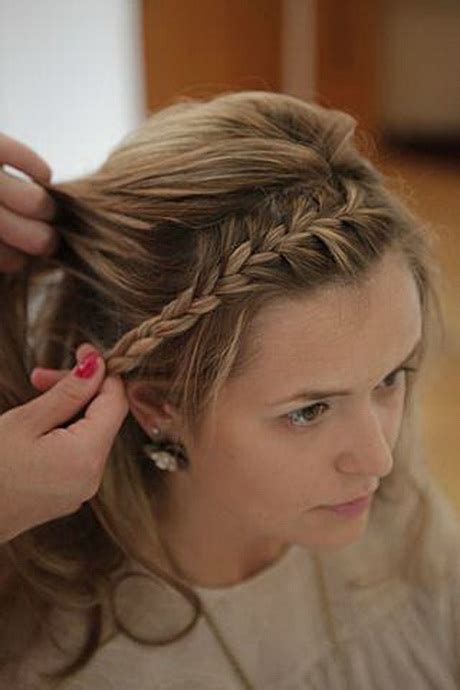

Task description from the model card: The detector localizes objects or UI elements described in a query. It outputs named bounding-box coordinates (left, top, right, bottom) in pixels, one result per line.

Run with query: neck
left=153, top=480, right=287, bottom=589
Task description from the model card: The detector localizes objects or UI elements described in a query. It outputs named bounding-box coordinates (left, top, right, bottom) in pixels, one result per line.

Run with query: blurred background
left=0, top=0, right=458, bottom=511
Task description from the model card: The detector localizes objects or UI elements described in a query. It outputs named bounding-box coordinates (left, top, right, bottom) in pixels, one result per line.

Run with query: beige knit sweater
left=3, top=481, right=460, bottom=690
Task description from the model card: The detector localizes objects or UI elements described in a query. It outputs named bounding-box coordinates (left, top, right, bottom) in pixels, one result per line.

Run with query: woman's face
left=128, top=249, right=423, bottom=571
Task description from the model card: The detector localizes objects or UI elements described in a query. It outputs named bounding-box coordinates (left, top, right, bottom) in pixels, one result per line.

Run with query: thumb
left=61, top=374, right=130, bottom=462
left=22, top=349, right=106, bottom=438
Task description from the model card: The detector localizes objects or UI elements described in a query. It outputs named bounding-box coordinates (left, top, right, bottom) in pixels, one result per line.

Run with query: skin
left=127, top=249, right=423, bottom=589
left=0, top=132, right=58, bottom=271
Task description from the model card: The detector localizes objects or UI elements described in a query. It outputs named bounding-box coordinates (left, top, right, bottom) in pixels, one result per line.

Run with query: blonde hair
left=0, top=90, right=456, bottom=684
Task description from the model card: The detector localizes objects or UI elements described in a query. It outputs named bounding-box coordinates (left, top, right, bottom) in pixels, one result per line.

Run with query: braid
left=104, top=278, right=222, bottom=375
left=102, top=178, right=377, bottom=377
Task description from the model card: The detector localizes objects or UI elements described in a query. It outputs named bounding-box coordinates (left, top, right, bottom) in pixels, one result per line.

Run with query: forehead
left=228, top=252, right=422, bottom=398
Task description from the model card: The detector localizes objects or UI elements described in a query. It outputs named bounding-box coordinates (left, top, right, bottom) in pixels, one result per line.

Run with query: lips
left=330, top=490, right=375, bottom=507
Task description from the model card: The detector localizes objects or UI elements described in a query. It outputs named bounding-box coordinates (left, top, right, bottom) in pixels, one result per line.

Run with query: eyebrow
left=270, top=337, right=422, bottom=407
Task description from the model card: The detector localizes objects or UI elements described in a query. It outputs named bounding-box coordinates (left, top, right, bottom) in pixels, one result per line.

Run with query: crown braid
left=102, top=177, right=375, bottom=377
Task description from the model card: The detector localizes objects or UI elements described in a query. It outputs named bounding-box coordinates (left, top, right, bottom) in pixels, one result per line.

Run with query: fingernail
left=73, top=352, right=100, bottom=379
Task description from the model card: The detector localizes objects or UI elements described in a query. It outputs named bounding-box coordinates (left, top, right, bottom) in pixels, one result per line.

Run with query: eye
left=285, top=367, right=419, bottom=429
left=378, top=366, right=418, bottom=390
left=286, top=402, right=330, bottom=428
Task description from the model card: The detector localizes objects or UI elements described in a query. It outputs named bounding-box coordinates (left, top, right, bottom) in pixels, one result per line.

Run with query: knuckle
left=60, top=380, right=86, bottom=404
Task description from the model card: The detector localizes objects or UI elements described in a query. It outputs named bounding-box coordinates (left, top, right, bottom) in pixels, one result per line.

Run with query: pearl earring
left=142, top=426, right=182, bottom=472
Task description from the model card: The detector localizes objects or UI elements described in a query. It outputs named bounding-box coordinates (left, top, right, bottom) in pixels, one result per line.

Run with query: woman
left=1, top=91, right=459, bottom=689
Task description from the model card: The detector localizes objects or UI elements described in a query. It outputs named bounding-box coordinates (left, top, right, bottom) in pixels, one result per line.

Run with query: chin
left=297, top=524, right=367, bottom=551
left=314, top=536, right=361, bottom=552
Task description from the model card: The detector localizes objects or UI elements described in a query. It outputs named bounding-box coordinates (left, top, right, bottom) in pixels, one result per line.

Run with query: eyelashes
left=285, top=366, right=419, bottom=429
left=287, top=401, right=329, bottom=427
left=382, top=366, right=418, bottom=388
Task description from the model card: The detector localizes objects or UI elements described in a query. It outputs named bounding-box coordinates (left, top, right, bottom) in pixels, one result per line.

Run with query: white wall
left=0, top=0, right=146, bottom=182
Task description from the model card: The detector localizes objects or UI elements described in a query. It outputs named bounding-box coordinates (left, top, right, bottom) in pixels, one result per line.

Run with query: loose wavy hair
left=0, top=90, right=456, bottom=686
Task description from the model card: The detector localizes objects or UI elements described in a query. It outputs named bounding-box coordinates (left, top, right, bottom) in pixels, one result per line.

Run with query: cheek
left=230, top=423, right=331, bottom=511
left=201, top=411, right=336, bottom=516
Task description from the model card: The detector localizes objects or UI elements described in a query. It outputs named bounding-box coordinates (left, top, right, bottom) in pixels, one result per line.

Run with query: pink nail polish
left=73, top=352, right=99, bottom=379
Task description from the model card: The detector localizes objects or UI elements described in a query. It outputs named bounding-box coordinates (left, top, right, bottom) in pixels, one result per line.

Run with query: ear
left=125, top=381, right=182, bottom=438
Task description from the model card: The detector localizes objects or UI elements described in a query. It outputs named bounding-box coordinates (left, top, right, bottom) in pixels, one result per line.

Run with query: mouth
left=328, top=490, right=376, bottom=508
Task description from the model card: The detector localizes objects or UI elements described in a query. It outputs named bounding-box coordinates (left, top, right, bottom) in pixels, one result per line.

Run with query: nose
left=336, top=404, right=394, bottom=479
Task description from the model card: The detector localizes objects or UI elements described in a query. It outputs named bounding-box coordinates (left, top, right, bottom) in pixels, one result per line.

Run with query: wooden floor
left=377, top=147, right=460, bottom=514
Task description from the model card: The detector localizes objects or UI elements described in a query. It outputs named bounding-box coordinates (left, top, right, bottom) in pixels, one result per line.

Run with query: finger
left=29, top=344, right=100, bottom=391
left=63, top=375, right=130, bottom=461
left=30, top=367, right=68, bottom=392
left=18, top=350, right=106, bottom=437
left=0, top=203, right=58, bottom=257
left=0, top=168, right=57, bottom=221
left=35, top=376, right=129, bottom=507
left=0, top=241, right=28, bottom=273
left=0, top=133, right=52, bottom=183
